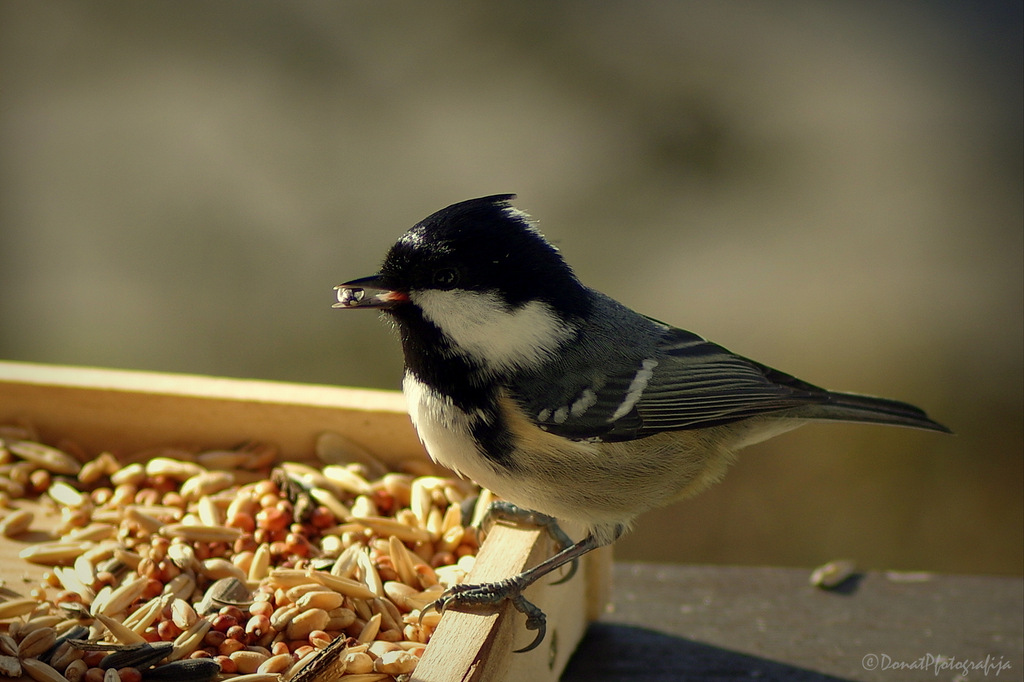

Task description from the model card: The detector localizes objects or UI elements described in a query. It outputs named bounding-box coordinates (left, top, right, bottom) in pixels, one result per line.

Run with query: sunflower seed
left=99, top=641, right=173, bottom=670
left=142, top=658, right=219, bottom=682
left=197, top=577, right=250, bottom=615
left=288, top=631, right=348, bottom=682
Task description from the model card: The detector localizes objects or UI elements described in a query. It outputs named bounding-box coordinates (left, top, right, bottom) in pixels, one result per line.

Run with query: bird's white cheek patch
left=411, top=289, right=573, bottom=371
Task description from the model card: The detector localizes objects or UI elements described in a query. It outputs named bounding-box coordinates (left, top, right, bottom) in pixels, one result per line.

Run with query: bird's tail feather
left=797, top=391, right=951, bottom=433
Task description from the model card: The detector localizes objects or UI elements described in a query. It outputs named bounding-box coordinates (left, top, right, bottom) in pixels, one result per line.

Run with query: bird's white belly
left=402, top=374, right=503, bottom=486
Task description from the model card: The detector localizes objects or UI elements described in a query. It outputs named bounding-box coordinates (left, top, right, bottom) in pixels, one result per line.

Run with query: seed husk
left=0, top=634, right=17, bottom=657
left=162, top=573, right=197, bottom=602
left=179, top=471, right=234, bottom=501
left=0, top=598, right=40, bottom=620
left=199, top=557, right=246, bottom=582
left=228, top=650, right=267, bottom=674
left=285, top=608, right=329, bottom=640
left=19, top=542, right=91, bottom=566
left=375, top=649, right=418, bottom=675
left=48, top=480, right=86, bottom=507
left=7, top=441, right=81, bottom=475
left=304, top=570, right=377, bottom=601
left=0, top=655, right=21, bottom=678
left=294, top=590, right=344, bottom=612
left=96, top=576, right=149, bottom=616
left=349, top=515, right=433, bottom=544
left=160, top=523, right=242, bottom=543
left=194, top=496, right=221, bottom=526
left=18, top=627, right=57, bottom=659
left=356, top=613, right=382, bottom=645
left=144, top=458, right=204, bottom=481
left=195, top=450, right=250, bottom=470
left=257, top=652, right=294, bottom=674
left=93, top=612, right=147, bottom=645
left=167, top=618, right=211, bottom=661
left=810, top=559, right=858, bottom=589
left=49, top=640, right=85, bottom=671
left=320, top=465, right=373, bottom=497
left=109, top=462, right=146, bottom=487
left=0, top=431, right=490, bottom=682
left=170, top=599, right=197, bottom=630
left=19, top=658, right=68, bottom=682
left=315, top=431, right=384, bottom=473
left=0, top=509, right=33, bottom=537
left=64, top=659, right=88, bottom=682
left=247, top=543, right=271, bottom=582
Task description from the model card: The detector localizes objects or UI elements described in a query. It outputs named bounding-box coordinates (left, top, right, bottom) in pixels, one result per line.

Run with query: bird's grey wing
left=514, top=326, right=828, bottom=442
left=622, top=327, right=828, bottom=438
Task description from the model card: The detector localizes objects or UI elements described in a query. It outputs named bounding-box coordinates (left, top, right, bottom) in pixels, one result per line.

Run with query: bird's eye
left=432, top=267, right=460, bottom=288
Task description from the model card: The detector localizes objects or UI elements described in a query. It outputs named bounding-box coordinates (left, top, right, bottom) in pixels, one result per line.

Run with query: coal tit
left=333, top=194, right=949, bottom=651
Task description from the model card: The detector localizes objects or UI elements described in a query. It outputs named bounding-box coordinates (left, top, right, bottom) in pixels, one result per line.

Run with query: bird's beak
left=332, top=274, right=409, bottom=310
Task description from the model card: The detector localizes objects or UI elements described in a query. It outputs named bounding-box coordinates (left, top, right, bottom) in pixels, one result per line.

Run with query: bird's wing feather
left=517, top=325, right=829, bottom=441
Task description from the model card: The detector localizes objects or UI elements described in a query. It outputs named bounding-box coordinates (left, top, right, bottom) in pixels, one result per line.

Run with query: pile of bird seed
left=0, top=424, right=487, bottom=682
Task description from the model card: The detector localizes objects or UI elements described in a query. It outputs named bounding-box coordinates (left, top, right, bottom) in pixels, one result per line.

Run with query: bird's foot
left=481, top=501, right=579, bottom=585
left=421, top=576, right=547, bottom=653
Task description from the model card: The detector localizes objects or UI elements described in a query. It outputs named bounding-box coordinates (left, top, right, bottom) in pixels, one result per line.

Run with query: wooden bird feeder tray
left=0, top=361, right=610, bottom=682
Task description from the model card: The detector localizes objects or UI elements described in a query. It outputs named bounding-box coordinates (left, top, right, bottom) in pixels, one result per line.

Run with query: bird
left=332, top=194, right=949, bottom=651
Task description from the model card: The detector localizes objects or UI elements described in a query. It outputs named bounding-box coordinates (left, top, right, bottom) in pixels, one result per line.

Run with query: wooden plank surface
left=563, top=563, right=1023, bottom=681
left=0, top=361, right=422, bottom=461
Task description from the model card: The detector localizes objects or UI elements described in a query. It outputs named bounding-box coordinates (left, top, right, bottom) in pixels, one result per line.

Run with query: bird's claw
left=481, top=501, right=579, bottom=585
left=418, top=579, right=548, bottom=653
left=510, top=593, right=547, bottom=653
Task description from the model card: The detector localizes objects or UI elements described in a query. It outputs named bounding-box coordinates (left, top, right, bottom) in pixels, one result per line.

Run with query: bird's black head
left=376, top=194, right=585, bottom=311
left=335, top=195, right=592, bottom=376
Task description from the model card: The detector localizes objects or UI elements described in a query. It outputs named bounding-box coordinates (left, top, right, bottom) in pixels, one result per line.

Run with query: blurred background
left=1, top=1, right=1020, bottom=576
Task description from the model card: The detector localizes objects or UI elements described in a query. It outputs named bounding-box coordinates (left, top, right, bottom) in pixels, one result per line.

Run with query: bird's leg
left=422, top=532, right=601, bottom=653
left=479, top=501, right=579, bottom=584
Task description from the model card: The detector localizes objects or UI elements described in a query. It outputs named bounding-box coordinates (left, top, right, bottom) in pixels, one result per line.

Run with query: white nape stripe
left=411, top=289, right=573, bottom=373
left=609, top=358, right=658, bottom=422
